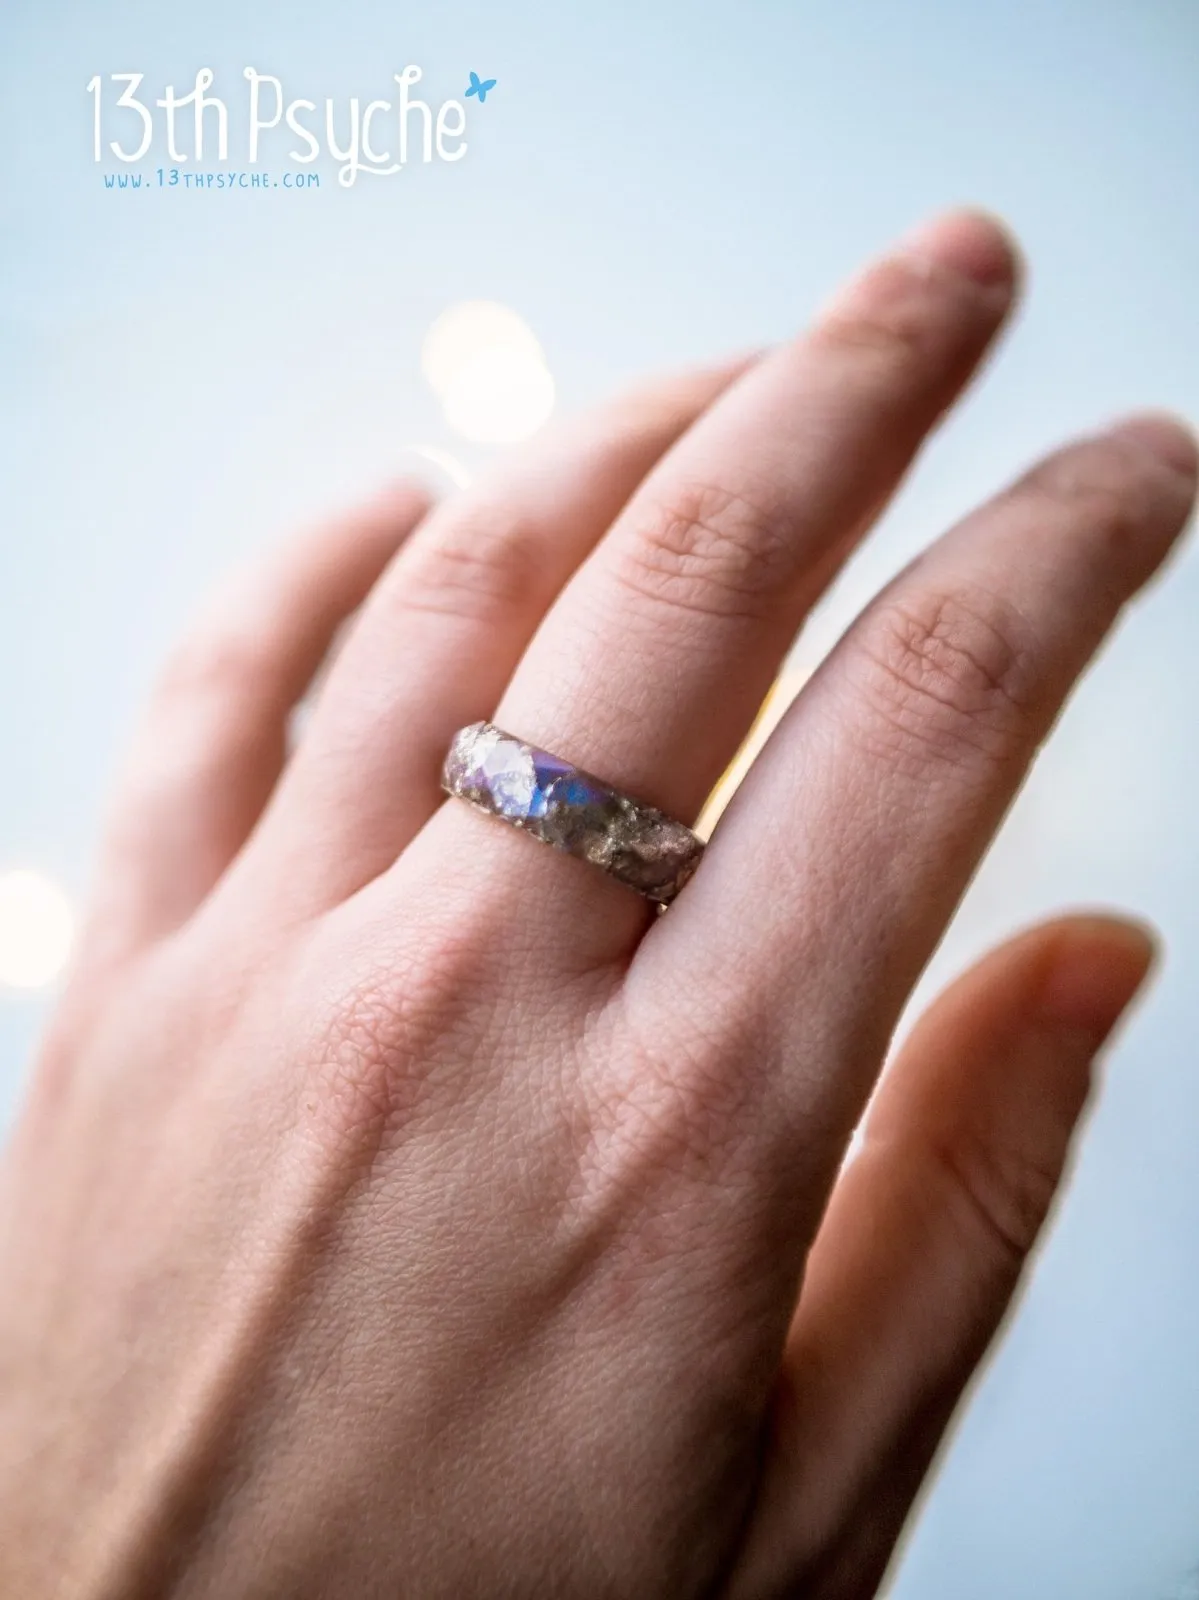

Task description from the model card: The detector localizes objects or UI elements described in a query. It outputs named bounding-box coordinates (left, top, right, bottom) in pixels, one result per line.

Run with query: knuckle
left=318, top=975, right=425, bottom=1142
left=369, top=474, right=433, bottom=527
left=308, top=892, right=549, bottom=1151
left=396, top=508, right=543, bottom=625
left=156, top=622, right=274, bottom=708
left=852, top=585, right=1037, bottom=771
left=579, top=1000, right=762, bottom=1207
left=929, top=1122, right=1062, bottom=1274
left=613, top=478, right=795, bottom=624
left=1018, top=441, right=1157, bottom=574
left=812, top=256, right=959, bottom=370
left=312, top=929, right=478, bottom=1146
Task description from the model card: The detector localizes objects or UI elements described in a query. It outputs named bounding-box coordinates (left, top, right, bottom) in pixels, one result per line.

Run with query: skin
left=0, top=210, right=1194, bottom=1599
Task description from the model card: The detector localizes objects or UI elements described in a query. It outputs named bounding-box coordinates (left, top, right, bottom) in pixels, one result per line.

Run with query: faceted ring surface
left=442, top=722, right=704, bottom=907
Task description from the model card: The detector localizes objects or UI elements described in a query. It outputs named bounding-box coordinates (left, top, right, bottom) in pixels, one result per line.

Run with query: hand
left=1, top=211, right=1193, bottom=1600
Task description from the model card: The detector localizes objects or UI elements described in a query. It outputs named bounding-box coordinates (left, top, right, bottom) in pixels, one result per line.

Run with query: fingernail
left=1036, top=917, right=1159, bottom=1052
left=1105, top=413, right=1199, bottom=480
left=897, top=208, right=1020, bottom=291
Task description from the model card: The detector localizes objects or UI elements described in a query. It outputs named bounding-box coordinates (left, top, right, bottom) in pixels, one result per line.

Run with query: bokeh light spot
left=440, top=347, right=556, bottom=445
left=422, top=301, right=555, bottom=445
left=0, top=870, right=75, bottom=991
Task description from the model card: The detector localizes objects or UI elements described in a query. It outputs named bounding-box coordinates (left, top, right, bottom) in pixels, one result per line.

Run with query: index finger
left=637, top=415, right=1196, bottom=1223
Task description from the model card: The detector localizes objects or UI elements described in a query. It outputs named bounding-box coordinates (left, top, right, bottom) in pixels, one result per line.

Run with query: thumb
left=727, top=913, right=1157, bottom=1600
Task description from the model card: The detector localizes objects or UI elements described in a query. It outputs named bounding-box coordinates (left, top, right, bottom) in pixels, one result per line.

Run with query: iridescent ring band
left=442, top=722, right=704, bottom=907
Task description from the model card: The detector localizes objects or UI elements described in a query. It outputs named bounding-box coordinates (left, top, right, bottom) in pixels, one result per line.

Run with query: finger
left=443, top=211, right=1017, bottom=950
left=651, top=415, right=1196, bottom=1226
left=244, top=356, right=758, bottom=914
left=81, top=482, right=430, bottom=971
left=726, top=915, right=1156, bottom=1600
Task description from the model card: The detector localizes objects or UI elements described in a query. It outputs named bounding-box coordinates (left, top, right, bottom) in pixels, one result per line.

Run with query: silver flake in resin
left=442, top=722, right=704, bottom=906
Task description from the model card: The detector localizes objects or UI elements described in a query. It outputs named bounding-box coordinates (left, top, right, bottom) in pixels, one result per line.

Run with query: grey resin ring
left=442, top=722, right=704, bottom=907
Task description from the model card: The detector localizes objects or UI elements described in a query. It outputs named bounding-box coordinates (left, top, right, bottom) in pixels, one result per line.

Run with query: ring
left=442, top=722, right=704, bottom=906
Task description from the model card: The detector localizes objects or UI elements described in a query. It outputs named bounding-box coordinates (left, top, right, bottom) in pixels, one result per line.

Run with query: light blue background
left=2, top=2, right=1197, bottom=1593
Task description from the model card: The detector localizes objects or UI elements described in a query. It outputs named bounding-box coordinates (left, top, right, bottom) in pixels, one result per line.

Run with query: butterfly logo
left=466, top=71, right=497, bottom=103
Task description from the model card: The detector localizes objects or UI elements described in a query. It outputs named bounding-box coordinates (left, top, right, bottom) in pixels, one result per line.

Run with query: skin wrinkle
left=610, top=477, right=807, bottom=626
left=845, top=586, right=1038, bottom=777
left=813, top=265, right=1011, bottom=372
left=391, top=513, right=553, bottom=626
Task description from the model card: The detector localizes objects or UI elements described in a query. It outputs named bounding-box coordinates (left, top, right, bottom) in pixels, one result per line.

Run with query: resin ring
left=442, top=722, right=704, bottom=907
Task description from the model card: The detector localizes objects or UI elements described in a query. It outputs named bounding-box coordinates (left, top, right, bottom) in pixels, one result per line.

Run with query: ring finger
left=419, top=210, right=1019, bottom=949
left=237, top=355, right=756, bottom=916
